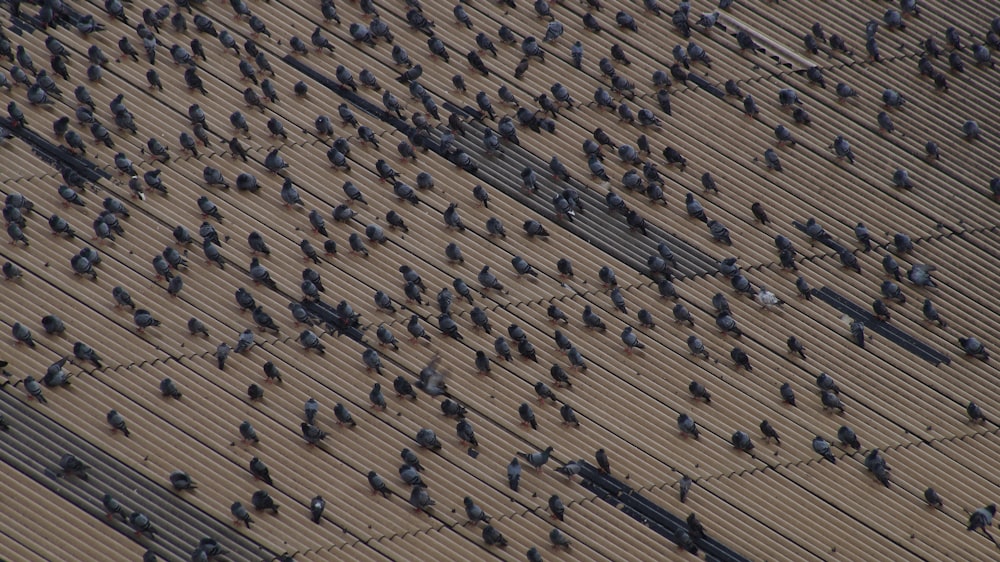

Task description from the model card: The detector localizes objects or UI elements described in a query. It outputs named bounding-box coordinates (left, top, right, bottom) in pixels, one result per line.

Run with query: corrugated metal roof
left=1, top=0, right=1000, bottom=560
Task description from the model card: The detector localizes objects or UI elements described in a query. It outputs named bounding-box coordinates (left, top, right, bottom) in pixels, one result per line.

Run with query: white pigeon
left=756, top=286, right=784, bottom=308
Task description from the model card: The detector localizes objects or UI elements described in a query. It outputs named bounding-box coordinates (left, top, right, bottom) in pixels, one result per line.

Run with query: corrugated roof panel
left=2, top=0, right=1000, bottom=559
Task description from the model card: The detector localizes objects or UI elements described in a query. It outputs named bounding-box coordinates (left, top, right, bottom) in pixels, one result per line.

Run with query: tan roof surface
left=1, top=0, right=999, bottom=560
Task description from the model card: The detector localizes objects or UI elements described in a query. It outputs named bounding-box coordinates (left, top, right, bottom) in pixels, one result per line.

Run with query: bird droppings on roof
left=1, top=0, right=1000, bottom=560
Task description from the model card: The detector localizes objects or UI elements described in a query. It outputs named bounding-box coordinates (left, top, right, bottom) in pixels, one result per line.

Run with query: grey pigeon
left=362, top=349, right=383, bottom=375
left=231, top=502, right=253, bottom=528
left=550, top=528, right=571, bottom=549
left=107, top=409, right=129, bottom=436
left=416, top=428, right=442, bottom=450
left=687, top=335, right=709, bottom=358
left=967, top=505, right=996, bottom=536
left=821, top=390, right=845, bottom=413
left=134, top=310, right=161, bottom=333
left=169, top=470, right=196, bottom=490
left=310, top=495, right=327, bottom=522
left=677, top=413, right=699, bottom=439
left=731, top=347, right=752, bottom=371
left=922, top=299, right=947, bottom=327
left=102, top=494, right=126, bottom=522
left=297, top=330, right=326, bottom=354
left=817, top=372, right=841, bottom=394
left=760, top=420, right=781, bottom=444
left=780, top=383, right=796, bottom=406
left=483, top=525, right=507, bottom=547
left=301, top=422, right=327, bottom=444
left=518, top=446, right=554, bottom=471
left=689, top=381, right=711, bottom=402
left=908, top=264, right=937, bottom=287
left=812, top=436, right=836, bottom=463
left=160, top=378, right=182, bottom=399
left=732, top=430, right=754, bottom=452
left=707, top=220, right=732, bottom=245
left=864, top=448, right=891, bottom=487
left=965, top=402, right=989, bottom=423
left=239, top=421, right=259, bottom=444
left=334, top=403, right=356, bottom=427
left=837, top=425, right=861, bottom=450
left=42, top=315, right=65, bottom=335
left=924, top=488, right=943, bottom=509
left=74, top=342, right=102, bottom=368
left=128, top=512, right=156, bottom=537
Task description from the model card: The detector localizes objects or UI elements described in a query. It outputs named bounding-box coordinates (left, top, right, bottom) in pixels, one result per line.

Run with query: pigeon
left=481, top=524, right=508, bottom=548
left=756, top=286, right=783, bottom=308
left=128, top=511, right=157, bottom=537
left=416, top=428, right=442, bottom=450
left=637, top=309, right=656, bottom=329
left=968, top=401, right=989, bottom=423
left=297, top=330, right=326, bottom=354
left=301, top=422, right=327, bottom=444
left=231, top=502, right=253, bottom=528
left=772, top=381, right=796, bottom=407
left=546, top=495, right=567, bottom=522
left=621, top=327, right=645, bottom=353
left=821, top=390, right=845, bottom=413
left=332, top=403, right=356, bottom=427
left=160, top=378, right=182, bottom=400
left=106, top=409, right=129, bottom=437
left=237, top=420, right=261, bottom=445
left=715, top=314, right=742, bottom=336
left=687, top=335, right=709, bottom=359
left=881, top=281, right=906, bottom=304
left=923, top=487, right=943, bottom=510
left=247, top=383, right=265, bottom=401
left=795, top=276, right=813, bottom=300
left=11, top=322, right=36, bottom=348
left=299, top=495, right=325, bottom=528
left=359, top=383, right=388, bottom=416
left=544, top=528, right=571, bottom=552
left=852, top=222, right=874, bottom=252
left=731, top=347, right=752, bottom=371
left=59, top=453, right=90, bottom=480
left=873, top=299, right=892, bottom=322
left=908, top=264, right=937, bottom=287
left=234, top=329, right=255, bottom=354
left=688, top=380, right=712, bottom=403
left=749, top=422, right=779, bottom=449
left=732, top=430, right=755, bottom=452
left=499, top=457, right=521, bottom=492
left=671, top=304, right=695, bottom=327
left=519, top=446, right=554, bottom=471
left=551, top=401, right=578, bottom=426
left=837, top=425, right=861, bottom=450
left=169, top=470, right=197, bottom=490
left=677, top=414, right=700, bottom=439
left=455, top=419, right=478, bottom=447
left=967, top=505, right=996, bottom=540
left=707, top=220, right=732, bottom=245
left=535, top=382, right=556, bottom=403
left=399, top=462, right=425, bottom=488
left=133, top=310, right=161, bottom=333
left=812, top=436, right=836, bottom=463
left=74, top=342, right=103, bottom=369
left=2, top=261, right=22, bottom=281
left=815, top=373, right=840, bottom=397
left=922, top=299, right=947, bottom=327
left=40, top=315, right=65, bottom=336
left=101, top=493, right=127, bottom=522
left=864, top=448, right=891, bottom=487
left=303, top=398, right=319, bottom=424
left=362, top=349, right=383, bottom=375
